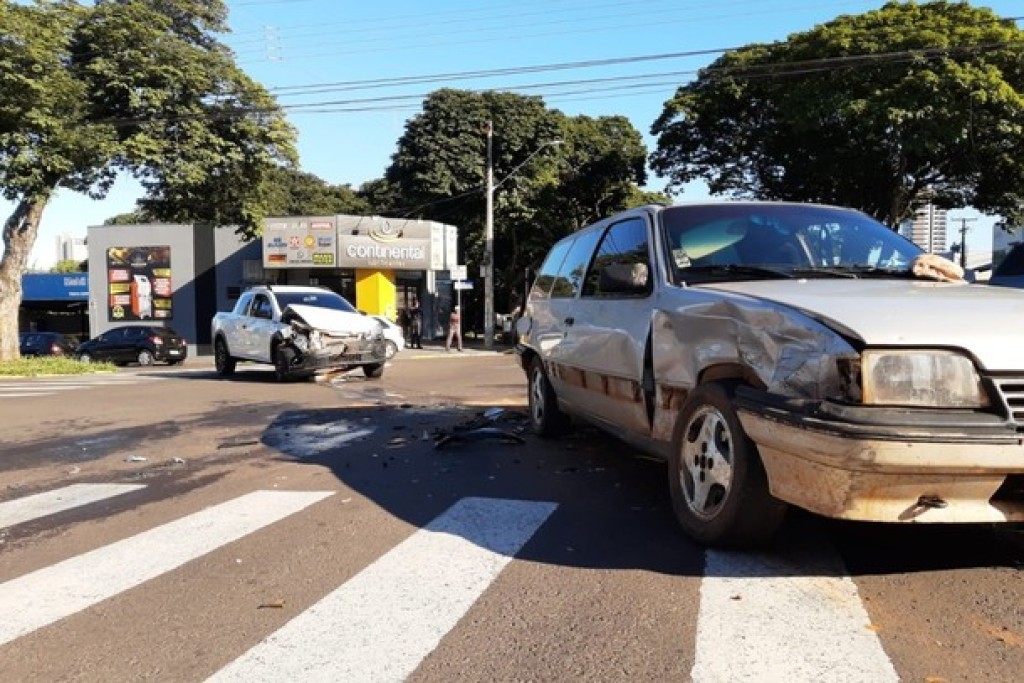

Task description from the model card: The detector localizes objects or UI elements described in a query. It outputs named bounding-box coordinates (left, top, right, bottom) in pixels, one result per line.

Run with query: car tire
left=363, top=363, right=384, bottom=379
left=214, top=338, right=236, bottom=377
left=668, top=382, right=787, bottom=549
left=137, top=349, right=154, bottom=366
left=384, top=340, right=398, bottom=360
left=528, top=356, right=569, bottom=437
left=78, top=353, right=92, bottom=364
left=273, top=346, right=296, bottom=382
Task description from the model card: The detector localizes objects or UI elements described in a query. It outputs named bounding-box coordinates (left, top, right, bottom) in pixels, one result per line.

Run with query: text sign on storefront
left=263, top=216, right=338, bottom=268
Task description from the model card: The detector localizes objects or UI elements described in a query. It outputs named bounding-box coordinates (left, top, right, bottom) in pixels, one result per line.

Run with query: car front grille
left=990, top=374, right=1024, bottom=430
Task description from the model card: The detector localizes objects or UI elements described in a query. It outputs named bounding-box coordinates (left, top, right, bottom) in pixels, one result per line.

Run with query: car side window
left=251, top=295, right=273, bottom=319
left=582, top=217, right=651, bottom=297
left=551, top=228, right=602, bottom=299
left=530, top=239, right=574, bottom=299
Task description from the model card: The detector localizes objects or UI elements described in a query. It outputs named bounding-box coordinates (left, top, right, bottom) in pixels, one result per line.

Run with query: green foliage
left=650, top=1, right=1024, bottom=226
left=50, top=259, right=85, bottom=273
left=104, top=209, right=156, bottom=225
left=0, top=0, right=297, bottom=361
left=382, top=89, right=651, bottom=310
left=261, top=166, right=369, bottom=218
left=0, top=356, right=116, bottom=377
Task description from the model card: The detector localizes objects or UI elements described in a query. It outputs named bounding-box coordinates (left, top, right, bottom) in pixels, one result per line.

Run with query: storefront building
left=82, top=215, right=460, bottom=356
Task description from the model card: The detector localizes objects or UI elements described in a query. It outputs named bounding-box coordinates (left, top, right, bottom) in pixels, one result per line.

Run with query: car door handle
left=563, top=316, right=574, bottom=326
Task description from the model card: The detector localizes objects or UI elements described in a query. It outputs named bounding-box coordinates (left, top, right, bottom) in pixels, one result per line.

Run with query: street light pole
left=484, top=121, right=495, bottom=349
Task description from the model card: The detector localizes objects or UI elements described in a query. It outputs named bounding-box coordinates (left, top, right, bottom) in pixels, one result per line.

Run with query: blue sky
left=14, top=0, right=1023, bottom=267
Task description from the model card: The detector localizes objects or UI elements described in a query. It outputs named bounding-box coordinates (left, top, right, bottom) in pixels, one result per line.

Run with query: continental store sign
left=334, top=217, right=431, bottom=269
left=262, top=216, right=338, bottom=268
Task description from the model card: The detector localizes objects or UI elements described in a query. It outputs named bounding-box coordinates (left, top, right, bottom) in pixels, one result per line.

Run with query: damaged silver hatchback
left=515, top=202, right=1024, bottom=548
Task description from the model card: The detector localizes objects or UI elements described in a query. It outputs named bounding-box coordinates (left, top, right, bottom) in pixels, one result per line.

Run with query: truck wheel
left=214, top=338, right=236, bottom=377
left=668, top=382, right=787, bottom=548
left=528, top=356, right=569, bottom=437
left=363, top=363, right=384, bottom=379
left=273, top=347, right=296, bottom=382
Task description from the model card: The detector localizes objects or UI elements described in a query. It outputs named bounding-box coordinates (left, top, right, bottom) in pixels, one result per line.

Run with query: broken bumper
left=293, top=339, right=386, bottom=373
left=733, top=388, right=1024, bottom=523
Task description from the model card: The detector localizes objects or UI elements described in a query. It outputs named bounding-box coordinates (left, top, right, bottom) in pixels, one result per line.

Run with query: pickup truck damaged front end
left=277, top=307, right=386, bottom=373
left=649, top=297, right=1024, bottom=525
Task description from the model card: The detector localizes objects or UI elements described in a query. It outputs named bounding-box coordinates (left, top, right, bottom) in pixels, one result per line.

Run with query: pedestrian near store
left=445, top=305, right=463, bottom=352
left=409, top=299, right=424, bottom=349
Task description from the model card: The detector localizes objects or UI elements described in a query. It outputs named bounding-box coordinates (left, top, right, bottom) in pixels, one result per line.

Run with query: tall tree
left=650, top=1, right=1024, bottom=227
left=384, top=89, right=654, bottom=312
left=260, top=166, right=368, bottom=217
left=0, top=0, right=296, bottom=361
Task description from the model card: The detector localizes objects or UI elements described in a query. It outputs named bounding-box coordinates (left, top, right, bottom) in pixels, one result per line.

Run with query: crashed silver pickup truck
left=211, top=285, right=387, bottom=381
left=515, top=201, right=1024, bottom=548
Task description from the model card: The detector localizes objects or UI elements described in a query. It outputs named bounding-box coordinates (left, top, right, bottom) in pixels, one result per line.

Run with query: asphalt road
left=0, top=347, right=1021, bottom=682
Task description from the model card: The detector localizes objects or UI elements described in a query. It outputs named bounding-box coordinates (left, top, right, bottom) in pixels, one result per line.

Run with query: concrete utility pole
left=483, top=132, right=561, bottom=349
left=484, top=121, right=495, bottom=349
left=954, top=216, right=977, bottom=269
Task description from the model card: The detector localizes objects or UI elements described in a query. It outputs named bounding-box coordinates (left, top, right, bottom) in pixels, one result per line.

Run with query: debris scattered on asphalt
left=257, top=600, right=286, bottom=609
left=171, top=457, right=186, bottom=464
left=218, top=440, right=259, bottom=449
left=124, top=455, right=147, bottom=463
left=433, top=408, right=530, bottom=449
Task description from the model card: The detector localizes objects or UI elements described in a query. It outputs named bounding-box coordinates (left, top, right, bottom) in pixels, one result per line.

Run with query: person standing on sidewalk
left=409, top=299, right=424, bottom=349
left=445, top=305, right=463, bottom=352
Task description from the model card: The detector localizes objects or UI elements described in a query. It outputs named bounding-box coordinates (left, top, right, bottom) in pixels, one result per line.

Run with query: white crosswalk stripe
left=0, top=483, right=146, bottom=529
left=0, top=374, right=166, bottom=399
left=693, top=537, right=899, bottom=682
left=209, top=497, right=558, bottom=682
left=0, top=489, right=334, bottom=646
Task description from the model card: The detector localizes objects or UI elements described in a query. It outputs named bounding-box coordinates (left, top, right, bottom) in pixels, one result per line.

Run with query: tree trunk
left=0, top=195, right=50, bottom=361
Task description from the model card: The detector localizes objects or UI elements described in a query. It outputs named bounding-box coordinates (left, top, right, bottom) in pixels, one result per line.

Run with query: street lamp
left=484, top=126, right=562, bottom=349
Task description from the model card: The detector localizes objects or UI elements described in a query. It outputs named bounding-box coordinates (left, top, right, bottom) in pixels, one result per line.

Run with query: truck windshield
left=275, top=291, right=357, bottom=313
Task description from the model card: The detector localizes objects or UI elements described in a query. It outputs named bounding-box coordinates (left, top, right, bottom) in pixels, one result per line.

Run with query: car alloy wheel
left=528, top=357, right=568, bottom=437
left=137, top=349, right=154, bottom=366
left=669, top=382, right=786, bottom=548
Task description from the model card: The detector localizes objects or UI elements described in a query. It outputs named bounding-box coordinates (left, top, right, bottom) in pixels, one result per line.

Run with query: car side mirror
left=599, top=262, right=650, bottom=294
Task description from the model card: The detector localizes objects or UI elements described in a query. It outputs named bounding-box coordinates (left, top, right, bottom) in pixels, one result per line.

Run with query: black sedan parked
left=19, top=332, right=79, bottom=357
left=76, top=325, right=188, bottom=366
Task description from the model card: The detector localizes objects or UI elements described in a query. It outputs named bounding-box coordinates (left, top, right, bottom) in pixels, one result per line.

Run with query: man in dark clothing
left=408, top=299, right=424, bottom=349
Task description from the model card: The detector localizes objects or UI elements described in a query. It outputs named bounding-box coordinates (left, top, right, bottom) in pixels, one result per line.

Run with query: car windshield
left=274, top=290, right=357, bottom=313
left=661, top=204, right=924, bottom=284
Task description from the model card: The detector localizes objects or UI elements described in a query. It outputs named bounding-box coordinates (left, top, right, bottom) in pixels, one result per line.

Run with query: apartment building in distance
left=900, top=204, right=948, bottom=253
left=55, top=233, right=88, bottom=264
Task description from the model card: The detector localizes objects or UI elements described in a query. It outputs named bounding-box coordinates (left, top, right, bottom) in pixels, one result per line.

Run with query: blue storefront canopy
left=22, top=273, right=89, bottom=301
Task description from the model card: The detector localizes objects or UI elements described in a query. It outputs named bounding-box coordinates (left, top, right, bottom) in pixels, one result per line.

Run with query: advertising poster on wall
left=106, top=246, right=173, bottom=321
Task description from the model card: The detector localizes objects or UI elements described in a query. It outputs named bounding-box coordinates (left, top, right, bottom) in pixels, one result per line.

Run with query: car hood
left=284, top=304, right=381, bottom=335
left=699, top=279, right=1024, bottom=370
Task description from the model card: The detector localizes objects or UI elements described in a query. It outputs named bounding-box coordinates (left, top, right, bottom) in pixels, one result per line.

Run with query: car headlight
left=861, top=349, right=989, bottom=408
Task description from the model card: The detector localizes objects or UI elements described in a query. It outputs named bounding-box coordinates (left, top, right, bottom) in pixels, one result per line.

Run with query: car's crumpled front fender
left=649, top=296, right=857, bottom=442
